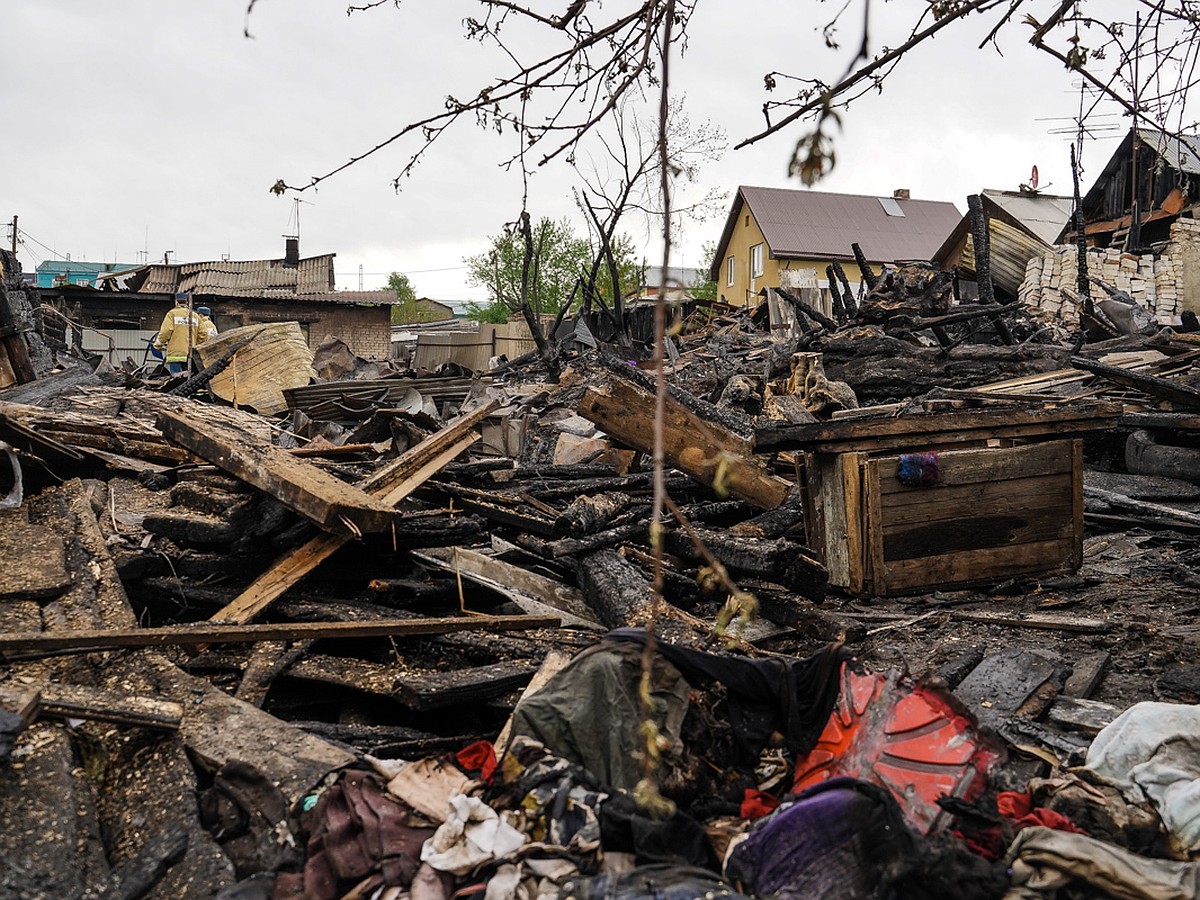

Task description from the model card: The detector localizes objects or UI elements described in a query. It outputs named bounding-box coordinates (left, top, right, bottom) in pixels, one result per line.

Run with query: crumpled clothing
left=483, top=857, right=581, bottom=900
left=507, top=639, right=691, bottom=792
left=1028, top=772, right=1166, bottom=855
left=599, top=793, right=717, bottom=869
left=1085, top=702, right=1200, bottom=851
left=740, top=789, right=780, bottom=821
left=273, top=769, right=433, bottom=900
left=1005, top=826, right=1200, bottom=899
left=386, top=756, right=473, bottom=824
left=726, top=777, right=1006, bottom=900
left=458, top=741, right=499, bottom=783
left=559, top=864, right=752, bottom=900
left=420, top=794, right=527, bottom=876
left=997, top=792, right=1086, bottom=836
left=488, top=736, right=607, bottom=859
left=608, top=628, right=848, bottom=761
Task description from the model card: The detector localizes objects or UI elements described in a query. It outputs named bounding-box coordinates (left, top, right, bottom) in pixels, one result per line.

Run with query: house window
left=726, top=256, right=736, bottom=287
left=750, top=243, right=765, bottom=278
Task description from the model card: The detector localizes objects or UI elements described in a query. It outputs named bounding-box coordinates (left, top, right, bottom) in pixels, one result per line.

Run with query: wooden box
left=803, top=439, right=1083, bottom=595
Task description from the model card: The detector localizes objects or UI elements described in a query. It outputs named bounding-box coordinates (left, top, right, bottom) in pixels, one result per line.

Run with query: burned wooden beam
left=157, top=409, right=399, bottom=535
left=0, top=614, right=560, bottom=659
left=851, top=243, right=877, bottom=291
left=661, top=527, right=828, bottom=602
left=967, top=194, right=995, bottom=305
left=579, top=374, right=792, bottom=510
left=393, top=661, right=539, bottom=711
left=34, top=682, right=184, bottom=730
left=1070, top=355, right=1200, bottom=409
left=830, top=260, right=858, bottom=315
left=210, top=402, right=494, bottom=625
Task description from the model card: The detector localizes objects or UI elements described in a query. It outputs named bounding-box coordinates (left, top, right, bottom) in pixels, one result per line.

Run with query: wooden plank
left=1048, top=697, right=1122, bottom=734
left=1070, top=355, right=1200, bottom=409
left=37, top=682, right=183, bottom=730
left=756, top=403, right=1122, bottom=451
left=951, top=610, right=1110, bottom=633
left=864, top=459, right=886, bottom=594
left=210, top=425, right=482, bottom=625
left=158, top=409, right=398, bottom=535
left=579, top=378, right=791, bottom=509
left=880, top=538, right=1077, bottom=592
left=874, top=441, right=1073, bottom=494
left=1063, top=651, right=1110, bottom=699
left=877, top=474, right=1073, bottom=527
left=1070, top=439, right=1084, bottom=570
left=393, top=661, right=538, bottom=711
left=882, top=513, right=1074, bottom=563
left=413, top=547, right=602, bottom=629
left=840, top=453, right=865, bottom=593
left=0, top=614, right=560, bottom=657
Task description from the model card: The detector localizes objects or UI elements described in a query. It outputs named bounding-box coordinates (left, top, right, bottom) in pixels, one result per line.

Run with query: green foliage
left=688, top=240, right=720, bottom=302
left=465, top=217, right=641, bottom=317
left=388, top=271, right=444, bottom=325
left=463, top=298, right=512, bottom=324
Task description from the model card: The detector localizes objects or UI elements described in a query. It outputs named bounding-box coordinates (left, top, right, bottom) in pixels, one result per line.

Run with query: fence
left=81, top=328, right=160, bottom=367
left=411, top=322, right=538, bottom=371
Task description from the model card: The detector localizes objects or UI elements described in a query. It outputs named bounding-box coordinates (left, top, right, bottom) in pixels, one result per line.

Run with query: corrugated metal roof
left=736, top=185, right=962, bottom=264
left=138, top=254, right=336, bottom=297
left=983, top=190, right=1075, bottom=245
left=1136, top=127, right=1200, bottom=176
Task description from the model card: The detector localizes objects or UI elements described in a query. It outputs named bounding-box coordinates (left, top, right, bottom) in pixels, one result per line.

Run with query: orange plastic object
left=792, top=663, right=1002, bottom=834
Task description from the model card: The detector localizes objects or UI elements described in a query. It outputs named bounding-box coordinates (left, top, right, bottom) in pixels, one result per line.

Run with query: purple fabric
left=726, top=779, right=886, bottom=900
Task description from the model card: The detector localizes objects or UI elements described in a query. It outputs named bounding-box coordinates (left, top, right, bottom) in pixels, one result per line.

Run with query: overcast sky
left=3, top=1, right=1138, bottom=306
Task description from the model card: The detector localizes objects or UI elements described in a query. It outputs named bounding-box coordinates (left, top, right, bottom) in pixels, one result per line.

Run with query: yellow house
left=709, top=185, right=963, bottom=310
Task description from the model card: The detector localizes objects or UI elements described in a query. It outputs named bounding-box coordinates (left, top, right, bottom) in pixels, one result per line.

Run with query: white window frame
left=750, top=243, right=765, bottom=278
left=726, top=256, right=736, bottom=287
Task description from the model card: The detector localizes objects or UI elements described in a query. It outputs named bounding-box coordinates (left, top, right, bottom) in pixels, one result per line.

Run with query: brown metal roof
left=138, top=254, right=336, bottom=298
left=710, top=186, right=962, bottom=279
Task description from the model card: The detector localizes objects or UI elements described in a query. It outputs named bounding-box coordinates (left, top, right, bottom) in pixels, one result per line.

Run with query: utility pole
left=9, top=216, right=15, bottom=255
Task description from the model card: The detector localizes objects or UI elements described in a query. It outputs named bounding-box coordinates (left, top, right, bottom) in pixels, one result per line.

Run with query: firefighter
left=153, top=295, right=213, bottom=374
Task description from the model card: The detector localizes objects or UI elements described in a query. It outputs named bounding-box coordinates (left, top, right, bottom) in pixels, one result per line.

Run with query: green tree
left=688, top=241, right=719, bottom=303
left=464, top=217, right=640, bottom=322
left=387, top=271, right=440, bottom=325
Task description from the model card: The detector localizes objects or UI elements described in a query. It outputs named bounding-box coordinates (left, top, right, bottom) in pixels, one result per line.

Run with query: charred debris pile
left=2, top=248, right=1200, bottom=898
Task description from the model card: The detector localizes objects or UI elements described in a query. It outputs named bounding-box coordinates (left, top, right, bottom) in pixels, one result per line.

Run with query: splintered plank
left=209, top=401, right=496, bottom=625
left=413, top=547, right=602, bottom=629
left=157, top=409, right=398, bottom=535
left=578, top=377, right=792, bottom=509
left=0, top=510, right=71, bottom=601
left=0, top=614, right=560, bottom=658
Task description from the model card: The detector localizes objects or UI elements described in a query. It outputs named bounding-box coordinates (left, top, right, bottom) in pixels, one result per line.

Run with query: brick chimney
left=893, top=189, right=911, bottom=200
left=284, top=235, right=299, bottom=268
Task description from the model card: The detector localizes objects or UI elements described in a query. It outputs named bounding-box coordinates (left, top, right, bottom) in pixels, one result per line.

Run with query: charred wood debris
left=2, top=243, right=1200, bottom=899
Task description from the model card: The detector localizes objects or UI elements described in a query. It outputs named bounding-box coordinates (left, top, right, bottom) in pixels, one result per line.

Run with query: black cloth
left=560, top=864, right=751, bottom=900
left=599, top=794, right=717, bottom=870
left=607, top=628, right=848, bottom=760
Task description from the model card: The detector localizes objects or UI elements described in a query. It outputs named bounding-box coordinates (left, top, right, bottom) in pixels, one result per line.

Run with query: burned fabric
left=487, top=736, right=607, bottom=859
left=273, top=769, right=436, bottom=900
left=1085, top=701, right=1200, bottom=852
left=505, top=640, right=691, bottom=792
left=559, top=864, right=752, bottom=900
left=725, top=777, right=1007, bottom=900
left=606, top=628, right=849, bottom=760
left=599, top=793, right=718, bottom=870
left=1006, top=826, right=1200, bottom=899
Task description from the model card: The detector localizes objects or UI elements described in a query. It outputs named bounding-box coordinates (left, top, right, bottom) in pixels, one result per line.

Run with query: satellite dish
left=1030, top=165, right=1039, bottom=190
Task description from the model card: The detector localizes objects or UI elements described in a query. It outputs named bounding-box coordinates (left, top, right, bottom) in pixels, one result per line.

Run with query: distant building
left=708, top=185, right=962, bottom=309
left=41, top=241, right=400, bottom=361
left=629, top=266, right=706, bottom=302
left=933, top=189, right=1075, bottom=300
left=36, top=259, right=141, bottom=288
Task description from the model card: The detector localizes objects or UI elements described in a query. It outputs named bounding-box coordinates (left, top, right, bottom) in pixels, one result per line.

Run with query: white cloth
left=1085, top=701, right=1200, bottom=851
left=421, top=794, right=527, bottom=876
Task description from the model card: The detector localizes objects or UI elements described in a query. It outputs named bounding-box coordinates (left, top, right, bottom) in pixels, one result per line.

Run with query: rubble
left=2, top=245, right=1200, bottom=900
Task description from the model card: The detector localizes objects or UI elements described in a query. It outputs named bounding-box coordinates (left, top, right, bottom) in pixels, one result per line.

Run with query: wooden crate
left=803, top=439, right=1083, bottom=595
